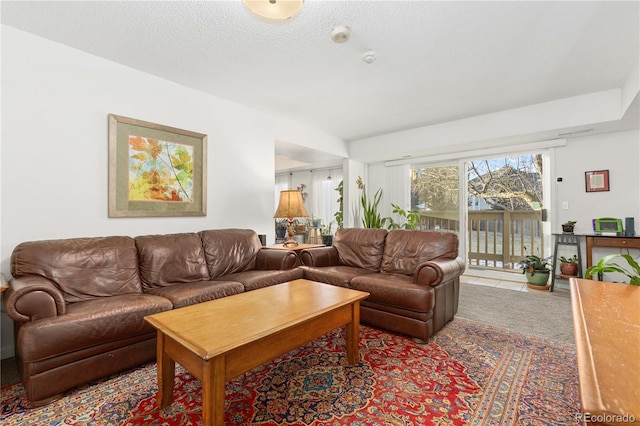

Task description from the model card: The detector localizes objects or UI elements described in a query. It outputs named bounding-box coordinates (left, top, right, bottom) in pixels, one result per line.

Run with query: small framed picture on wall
left=585, top=170, right=609, bottom=192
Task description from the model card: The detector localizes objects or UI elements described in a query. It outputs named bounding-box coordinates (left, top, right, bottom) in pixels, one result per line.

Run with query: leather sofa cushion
left=17, top=294, right=172, bottom=362
left=135, top=233, right=209, bottom=290
left=381, top=230, right=458, bottom=275
left=145, top=280, right=245, bottom=308
left=200, top=229, right=261, bottom=278
left=11, top=236, right=142, bottom=304
left=334, top=228, right=388, bottom=271
left=350, top=273, right=434, bottom=313
left=299, top=265, right=377, bottom=288
left=214, top=269, right=304, bottom=291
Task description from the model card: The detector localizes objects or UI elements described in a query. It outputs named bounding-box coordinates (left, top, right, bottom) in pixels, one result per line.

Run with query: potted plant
left=519, top=254, right=552, bottom=288
left=562, top=220, right=577, bottom=234
left=320, top=221, right=334, bottom=246
left=584, top=254, right=640, bottom=285
left=559, top=254, right=579, bottom=277
left=275, top=219, right=288, bottom=239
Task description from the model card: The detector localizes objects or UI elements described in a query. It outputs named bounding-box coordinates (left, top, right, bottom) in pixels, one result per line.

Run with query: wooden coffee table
left=144, top=279, right=369, bottom=426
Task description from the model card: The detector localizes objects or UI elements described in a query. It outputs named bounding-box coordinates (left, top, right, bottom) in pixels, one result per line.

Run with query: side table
left=550, top=233, right=583, bottom=292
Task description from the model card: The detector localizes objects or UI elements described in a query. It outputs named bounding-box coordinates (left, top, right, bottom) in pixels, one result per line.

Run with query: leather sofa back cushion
left=10, top=236, right=142, bottom=304
left=381, top=230, right=459, bottom=275
left=135, top=233, right=209, bottom=289
left=334, top=228, right=388, bottom=271
left=199, top=229, right=261, bottom=278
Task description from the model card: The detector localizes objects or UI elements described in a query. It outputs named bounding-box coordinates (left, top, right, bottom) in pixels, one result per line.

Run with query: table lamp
left=274, top=189, right=309, bottom=247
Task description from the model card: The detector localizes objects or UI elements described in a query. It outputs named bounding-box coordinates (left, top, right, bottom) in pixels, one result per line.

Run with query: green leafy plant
left=320, top=221, right=334, bottom=236
left=334, top=180, right=343, bottom=229
left=387, top=203, right=420, bottom=230
left=360, top=187, right=388, bottom=228
left=562, top=220, right=577, bottom=227
left=275, top=218, right=288, bottom=230
left=519, top=254, right=552, bottom=275
left=585, top=254, right=640, bottom=285
left=559, top=255, right=579, bottom=264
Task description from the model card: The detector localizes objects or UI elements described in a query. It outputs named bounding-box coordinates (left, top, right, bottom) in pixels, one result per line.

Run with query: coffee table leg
left=157, top=332, right=176, bottom=409
left=346, top=301, right=361, bottom=365
left=202, top=355, right=226, bottom=426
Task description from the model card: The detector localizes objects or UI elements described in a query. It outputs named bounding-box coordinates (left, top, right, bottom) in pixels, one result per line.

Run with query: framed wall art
left=108, top=114, right=207, bottom=217
left=585, top=169, right=609, bottom=193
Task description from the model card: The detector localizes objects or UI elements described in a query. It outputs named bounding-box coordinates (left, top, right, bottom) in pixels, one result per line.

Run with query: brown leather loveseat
left=299, top=228, right=465, bottom=342
left=3, top=229, right=301, bottom=406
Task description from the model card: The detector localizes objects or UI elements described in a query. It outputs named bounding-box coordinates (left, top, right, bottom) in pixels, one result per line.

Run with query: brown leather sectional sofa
left=299, top=228, right=465, bottom=342
left=3, top=227, right=464, bottom=407
left=3, top=229, right=301, bottom=406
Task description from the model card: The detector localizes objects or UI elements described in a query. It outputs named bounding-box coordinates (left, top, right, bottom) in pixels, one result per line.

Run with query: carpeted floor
left=1, top=318, right=579, bottom=425
left=457, top=282, right=574, bottom=343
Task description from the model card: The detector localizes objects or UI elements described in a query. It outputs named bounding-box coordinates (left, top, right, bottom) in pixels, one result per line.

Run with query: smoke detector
left=331, top=26, right=351, bottom=43
left=362, top=51, right=377, bottom=64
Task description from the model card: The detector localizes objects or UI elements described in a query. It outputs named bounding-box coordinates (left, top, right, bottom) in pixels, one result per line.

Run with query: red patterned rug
left=1, top=318, right=580, bottom=425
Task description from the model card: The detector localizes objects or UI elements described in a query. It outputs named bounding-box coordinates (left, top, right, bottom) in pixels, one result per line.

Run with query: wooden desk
left=584, top=234, right=640, bottom=272
left=570, top=278, right=640, bottom=425
left=145, top=280, right=369, bottom=426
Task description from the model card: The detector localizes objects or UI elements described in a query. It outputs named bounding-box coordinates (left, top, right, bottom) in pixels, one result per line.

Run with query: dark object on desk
left=625, top=217, right=635, bottom=237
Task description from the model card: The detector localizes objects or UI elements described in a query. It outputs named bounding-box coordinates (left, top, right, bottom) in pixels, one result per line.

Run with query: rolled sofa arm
left=255, top=248, right=297, bottom=270
left=300, top=246, right=340, bottom=267
left=3, top=275, right=66, bottom=322
left=415, top=257, right=466, bottom=287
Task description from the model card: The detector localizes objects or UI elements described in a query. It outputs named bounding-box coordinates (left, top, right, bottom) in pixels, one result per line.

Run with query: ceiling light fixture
left=243, top=0, right=303, bottom=20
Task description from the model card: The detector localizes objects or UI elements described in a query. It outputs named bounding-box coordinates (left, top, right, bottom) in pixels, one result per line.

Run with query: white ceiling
left=2, top=1, right=639, bottom=170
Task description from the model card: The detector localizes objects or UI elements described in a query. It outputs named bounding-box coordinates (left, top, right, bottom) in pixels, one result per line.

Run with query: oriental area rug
left=1, top=318, right=580, bottom=425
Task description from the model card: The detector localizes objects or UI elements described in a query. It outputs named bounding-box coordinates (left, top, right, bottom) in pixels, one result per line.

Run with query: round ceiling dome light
left=244, top=0, right=303, bottom=20
left=331, top=26, right=351, bottom=43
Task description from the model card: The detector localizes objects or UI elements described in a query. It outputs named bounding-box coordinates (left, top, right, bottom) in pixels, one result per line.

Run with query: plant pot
left=562, top=225, right=575, bottom=234
left=560, top=262, right=579, bottom=277
left=276, top=229, right=287, bottom=238
left=322, top=235, right=333, bottom=246
left=525, top=270, right=550, bottom=286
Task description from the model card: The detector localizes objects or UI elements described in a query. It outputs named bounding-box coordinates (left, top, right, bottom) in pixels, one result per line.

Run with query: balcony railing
left=419, top=210, right=544, bottom=271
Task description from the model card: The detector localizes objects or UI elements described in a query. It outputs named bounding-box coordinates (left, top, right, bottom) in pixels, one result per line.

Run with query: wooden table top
left=145, top=279, right=369, bottom=361
left=570, top=278, right=640, bottom=422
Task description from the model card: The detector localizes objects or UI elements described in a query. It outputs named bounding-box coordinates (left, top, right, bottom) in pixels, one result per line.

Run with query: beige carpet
left=457, top=281, right=574, bottom=343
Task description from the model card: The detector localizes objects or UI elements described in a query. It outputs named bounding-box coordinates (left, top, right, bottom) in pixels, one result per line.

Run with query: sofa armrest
left=2, top=275, right=66, bottom=322
left=415, top=257, right=466, bottom=286
left=299, top=246, right=340, bottom=267
left=254, top=248, right=297, bottom=270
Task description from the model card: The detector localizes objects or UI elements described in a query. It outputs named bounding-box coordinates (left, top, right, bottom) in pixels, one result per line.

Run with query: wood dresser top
left=570, top=278, right=640, bottom=423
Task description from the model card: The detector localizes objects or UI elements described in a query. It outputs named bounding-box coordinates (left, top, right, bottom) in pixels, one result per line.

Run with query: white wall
left=554, top=130, right=640, bottom=234
left=0, top=26, right=347, bottom=358
left=553, top=130, right=640, bottom=276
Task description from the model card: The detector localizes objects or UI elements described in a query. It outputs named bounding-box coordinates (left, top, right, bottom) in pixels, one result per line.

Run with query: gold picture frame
left=108, top=114, right=207, bottom=217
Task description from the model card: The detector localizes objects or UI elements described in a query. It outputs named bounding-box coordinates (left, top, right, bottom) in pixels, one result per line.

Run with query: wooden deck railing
left=419, top=210, right=544, bottom=270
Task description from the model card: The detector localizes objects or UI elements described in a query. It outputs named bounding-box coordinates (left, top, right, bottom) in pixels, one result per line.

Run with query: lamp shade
left=274, top=190, right=309, bottom=218
left=244, top=0, right=303, bottom=20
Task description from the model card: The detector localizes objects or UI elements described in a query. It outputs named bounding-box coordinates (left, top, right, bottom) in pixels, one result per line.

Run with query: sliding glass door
left=412, top=152, right=548, bottom=273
